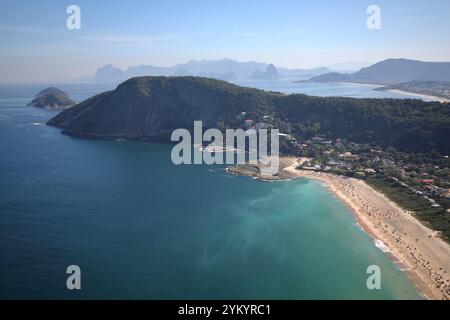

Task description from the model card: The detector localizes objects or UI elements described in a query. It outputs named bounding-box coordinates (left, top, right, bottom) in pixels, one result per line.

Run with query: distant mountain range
left=250, top=64, right=279, bottom=80
left=310, top=59, right=450, bottom=85
left=94, top=59, right=331, bottom=82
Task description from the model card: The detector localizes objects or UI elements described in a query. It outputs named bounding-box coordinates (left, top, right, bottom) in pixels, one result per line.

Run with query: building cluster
left=291, top=134, right=450, bottom=212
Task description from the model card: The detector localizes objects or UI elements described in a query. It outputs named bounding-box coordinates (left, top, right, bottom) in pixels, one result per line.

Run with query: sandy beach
left=335, top=81, right=450, bottom=103
left=385, top=89, right=450, bottom=103
left=229, top=157, right=450, bottom=299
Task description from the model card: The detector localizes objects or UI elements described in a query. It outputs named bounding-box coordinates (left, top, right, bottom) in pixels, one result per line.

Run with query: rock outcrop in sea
left=28, top=87, right=75, bottom=109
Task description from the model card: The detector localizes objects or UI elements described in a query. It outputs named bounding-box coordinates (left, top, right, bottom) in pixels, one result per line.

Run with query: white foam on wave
left=352, top=220, right=364, bottom=232
left=373, top=239, right=390, bottom=253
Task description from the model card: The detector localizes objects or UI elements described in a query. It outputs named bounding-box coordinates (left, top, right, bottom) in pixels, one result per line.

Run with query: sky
left=0, top=0, right=449, bottom=83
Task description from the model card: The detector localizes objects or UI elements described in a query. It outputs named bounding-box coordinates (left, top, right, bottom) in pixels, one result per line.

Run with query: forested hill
left=47, top=76, right=450, bottom=155
left=274, top=94, right=450, bottom=154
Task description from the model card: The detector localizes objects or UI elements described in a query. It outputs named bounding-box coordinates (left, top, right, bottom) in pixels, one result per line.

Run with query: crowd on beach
left=294, top=169, right=450, bottom=300
left=229, top=157, right=450, bottom=299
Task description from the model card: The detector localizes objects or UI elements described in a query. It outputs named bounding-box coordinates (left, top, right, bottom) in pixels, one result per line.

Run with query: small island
left=28, top=87, right=75, bottom=109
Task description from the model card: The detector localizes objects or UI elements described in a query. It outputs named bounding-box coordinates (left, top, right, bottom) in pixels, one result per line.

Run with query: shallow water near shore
left=0, top=84, right=422, bottom=299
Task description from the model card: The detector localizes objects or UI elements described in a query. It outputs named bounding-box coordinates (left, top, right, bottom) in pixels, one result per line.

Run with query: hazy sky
left=1, top=0, right=450, bottom=83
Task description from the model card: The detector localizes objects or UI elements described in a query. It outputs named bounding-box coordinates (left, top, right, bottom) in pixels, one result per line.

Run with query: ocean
left=0, top=81, right=423, bottom=299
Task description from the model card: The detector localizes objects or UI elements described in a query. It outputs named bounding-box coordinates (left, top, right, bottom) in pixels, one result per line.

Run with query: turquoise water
left=0, top=83, right=422, bottom=299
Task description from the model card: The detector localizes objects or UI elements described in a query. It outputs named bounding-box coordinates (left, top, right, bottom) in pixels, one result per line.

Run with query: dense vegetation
left=366, top=175, right=450, bottom=242
left=274, top=94, right=450, bottom=154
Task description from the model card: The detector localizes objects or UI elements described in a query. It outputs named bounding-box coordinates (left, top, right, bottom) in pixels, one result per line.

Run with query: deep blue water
left=0, top=82, right=422, bottom=299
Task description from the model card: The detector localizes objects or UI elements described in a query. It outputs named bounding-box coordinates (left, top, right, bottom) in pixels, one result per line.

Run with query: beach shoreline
left=334, top=81, right=450, bottom=103
left=228, top=157, right=450, bottom=300
left=384, top=89, right=450, bottom=103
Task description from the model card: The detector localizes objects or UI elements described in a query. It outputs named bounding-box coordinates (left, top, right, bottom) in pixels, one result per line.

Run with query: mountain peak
left=93, top=59, right=328, bottom=82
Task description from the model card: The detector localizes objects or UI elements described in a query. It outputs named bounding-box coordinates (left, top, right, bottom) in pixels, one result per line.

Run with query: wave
left=373, top=239, right=390, bottom=253
left=352, top=220, right=364, bottom=232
